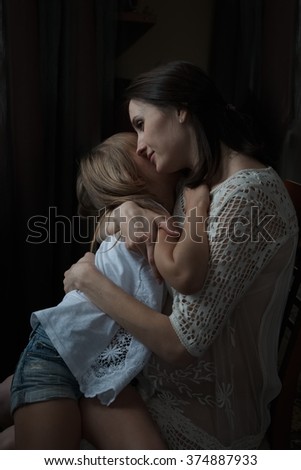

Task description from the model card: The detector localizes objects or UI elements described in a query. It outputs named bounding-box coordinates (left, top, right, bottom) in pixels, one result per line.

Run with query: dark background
left=0, top=0, right=300, bottom=381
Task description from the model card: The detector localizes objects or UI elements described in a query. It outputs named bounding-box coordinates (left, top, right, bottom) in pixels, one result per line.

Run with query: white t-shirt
left=31, top=235, right=165, bottom=406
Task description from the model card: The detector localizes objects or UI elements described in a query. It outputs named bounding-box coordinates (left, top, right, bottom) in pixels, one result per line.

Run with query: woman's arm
left=101, top=186, right=210, bottom=294
left=63, top=253, right=193, bottom=367
left=101, top=201, right=180, bottom=281
left=154, top=184, right=210, bottom=294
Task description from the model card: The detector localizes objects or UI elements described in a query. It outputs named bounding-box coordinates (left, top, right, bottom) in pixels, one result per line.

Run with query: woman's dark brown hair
left=125, top=60, right=266, bottom=187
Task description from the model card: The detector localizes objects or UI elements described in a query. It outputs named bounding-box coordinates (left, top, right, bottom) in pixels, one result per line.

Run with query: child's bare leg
left=0, top=425, right=15, bottom=450
left=13, top=398, right=82, bottom=449
left=0, top=375, right=15, bottom=449
left=80, top=384, right=167, bottom=449
left=0, top=375, right=13, bottom=429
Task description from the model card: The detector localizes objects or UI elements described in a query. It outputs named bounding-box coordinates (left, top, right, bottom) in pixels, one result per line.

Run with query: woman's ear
left=177, top=108, right=188, bottom=124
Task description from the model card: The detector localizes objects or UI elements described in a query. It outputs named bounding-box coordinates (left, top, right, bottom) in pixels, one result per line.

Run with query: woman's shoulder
left=212, top=166, right=276, bottom=191
left=209, top=167, right=297, bottom=230
left=210, top=166, right=287, bottom=202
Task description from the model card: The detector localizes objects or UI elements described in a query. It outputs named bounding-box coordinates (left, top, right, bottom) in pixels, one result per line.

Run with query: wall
left=116, top=0, right=215, bottom=79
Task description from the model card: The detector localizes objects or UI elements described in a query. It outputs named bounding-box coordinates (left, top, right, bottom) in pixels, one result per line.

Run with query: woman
left=64, top=61, right=299, bottom=449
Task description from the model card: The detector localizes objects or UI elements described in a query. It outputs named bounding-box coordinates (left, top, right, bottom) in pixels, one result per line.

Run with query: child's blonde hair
left=77, top=132, right=165, bottom=248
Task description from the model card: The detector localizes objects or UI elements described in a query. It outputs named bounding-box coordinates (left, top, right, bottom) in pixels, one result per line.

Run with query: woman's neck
left=155, top=173, right=182, bottom=213
left=211, top=148, right=266, bottom=189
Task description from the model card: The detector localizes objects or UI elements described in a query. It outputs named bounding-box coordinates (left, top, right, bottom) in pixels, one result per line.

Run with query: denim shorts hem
left=10, top=388, right=80, bottom=415
left=10, top=323, right=82, bottom=414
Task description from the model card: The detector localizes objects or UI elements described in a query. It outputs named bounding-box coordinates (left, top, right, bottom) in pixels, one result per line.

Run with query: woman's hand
left=183, top=184, right=210, bottom=213
left=63, top=251, right=192, bottom=367
left=63, top=252, right=96, bottom=293
left=104, top=201, right=179, bottom=280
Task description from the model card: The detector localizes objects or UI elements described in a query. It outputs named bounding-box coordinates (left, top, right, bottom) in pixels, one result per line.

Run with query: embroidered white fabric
left=138, top=167, right=299, bottom=449
left=31, top=235, right=165, bottom=405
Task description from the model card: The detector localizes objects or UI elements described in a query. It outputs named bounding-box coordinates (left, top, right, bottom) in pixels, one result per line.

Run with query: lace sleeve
left=169, top=186, right=291, bottom=356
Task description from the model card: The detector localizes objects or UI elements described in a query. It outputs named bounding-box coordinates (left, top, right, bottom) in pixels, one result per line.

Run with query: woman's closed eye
left=133, top=118, right=144, bottom=131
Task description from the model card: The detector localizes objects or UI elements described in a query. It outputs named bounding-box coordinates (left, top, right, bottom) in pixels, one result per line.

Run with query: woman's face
left=129, top=99, right=197, bottom=174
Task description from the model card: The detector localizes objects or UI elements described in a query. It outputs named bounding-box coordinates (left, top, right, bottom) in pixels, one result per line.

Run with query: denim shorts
left=10, top=323, right=83, bottom=415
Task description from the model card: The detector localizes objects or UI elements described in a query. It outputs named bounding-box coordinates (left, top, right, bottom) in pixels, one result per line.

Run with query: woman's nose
left=136, top=140, right=147, bottom=157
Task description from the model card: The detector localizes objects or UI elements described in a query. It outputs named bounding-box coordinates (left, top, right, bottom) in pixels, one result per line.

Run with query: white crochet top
left=139, top=167, right=299, bottom=449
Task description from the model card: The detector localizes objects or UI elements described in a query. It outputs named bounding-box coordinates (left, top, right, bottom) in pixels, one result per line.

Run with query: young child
left=10, top=132, right=210, bottom=449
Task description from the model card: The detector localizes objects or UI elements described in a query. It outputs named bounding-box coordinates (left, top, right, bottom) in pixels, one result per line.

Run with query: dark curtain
left=0, top=0, right=118, bottom=381
left=210, top=0, right=298, bottom=173
left=279, top=0, right=301, bottom=181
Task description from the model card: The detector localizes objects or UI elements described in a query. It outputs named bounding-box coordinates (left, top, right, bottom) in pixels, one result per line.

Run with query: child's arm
left=154, top=184, right=210, bottom=295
